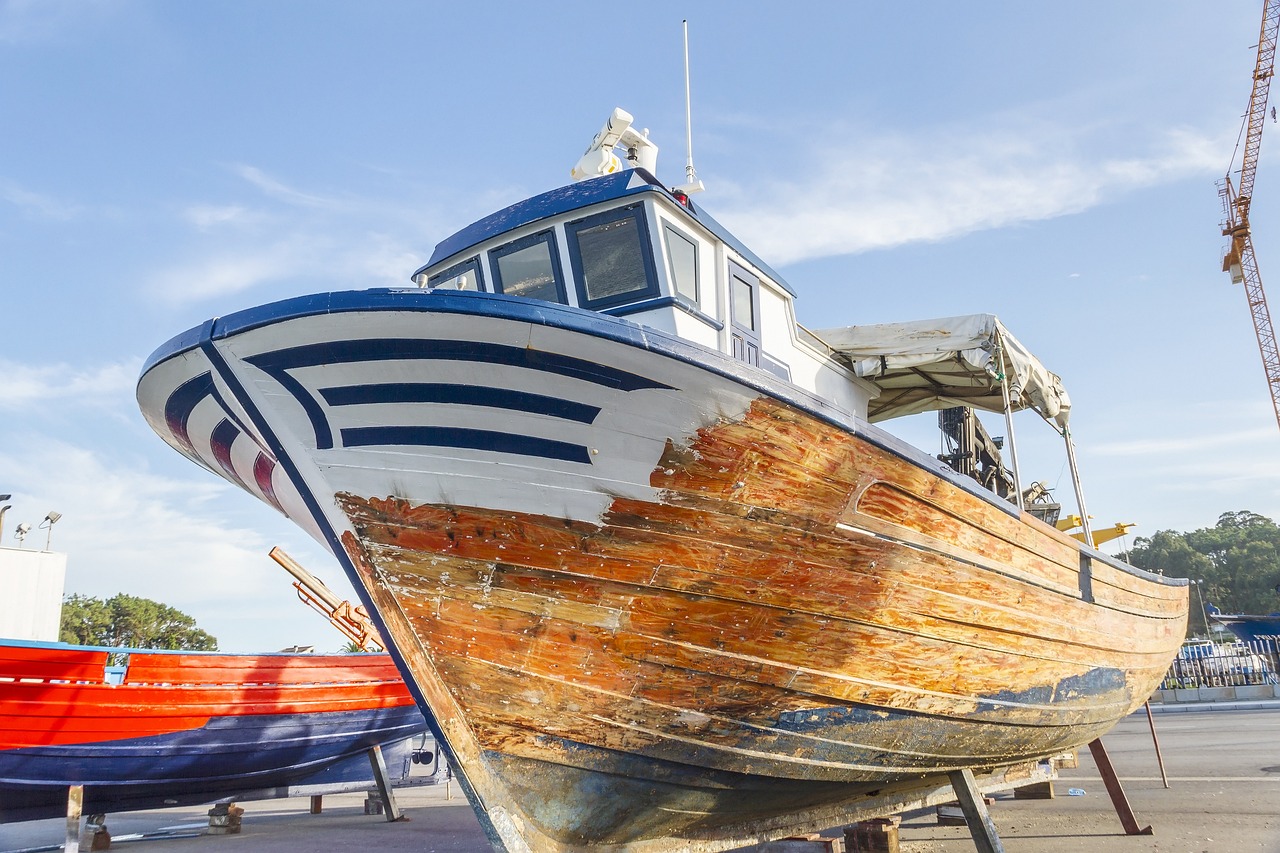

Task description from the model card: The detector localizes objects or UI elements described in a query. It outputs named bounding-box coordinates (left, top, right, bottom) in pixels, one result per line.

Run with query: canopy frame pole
left=997, top=347, right=1024, bottom=511
left=1063, top=425, right=1094, bottom=545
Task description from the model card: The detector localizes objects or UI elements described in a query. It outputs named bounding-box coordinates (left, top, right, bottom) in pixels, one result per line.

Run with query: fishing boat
left=1205, top=602, right=1280, bottom=644
left=136, top=108, right=1189, bottom=852
left=0, top=640, right=426, bottom=823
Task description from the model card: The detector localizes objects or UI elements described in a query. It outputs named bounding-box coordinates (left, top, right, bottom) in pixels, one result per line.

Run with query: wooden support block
left=79, top=815, right=111, bottom=851
left=363, top=792, right=385, bottom=815
left=1052, top=751, right=1079, bottom=769
left=1014, top=781, right=1055, bottom=799
left=845, top=816, right=900, bottom=853
left=309, top=795, right=323, bottom=814
left=207, top=803, right=243, bottom=835
left=756, top=836, right=844, bottom=852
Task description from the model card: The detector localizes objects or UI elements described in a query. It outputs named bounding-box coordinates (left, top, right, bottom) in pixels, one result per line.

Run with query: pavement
left=1, top=706, right=1277, bottom=853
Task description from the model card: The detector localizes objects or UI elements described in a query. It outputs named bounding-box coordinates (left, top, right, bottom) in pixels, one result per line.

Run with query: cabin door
left=729, top=262, right=761, bottom=366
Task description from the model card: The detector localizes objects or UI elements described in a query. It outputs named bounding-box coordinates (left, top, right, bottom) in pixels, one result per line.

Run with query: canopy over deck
left=815, top=314, right=1071, bottom=427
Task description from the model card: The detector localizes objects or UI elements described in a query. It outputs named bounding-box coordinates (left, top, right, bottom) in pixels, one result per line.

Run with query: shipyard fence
left=1161, top=638, right=1279, bottom=690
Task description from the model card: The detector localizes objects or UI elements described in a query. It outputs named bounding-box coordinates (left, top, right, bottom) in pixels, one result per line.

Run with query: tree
left=60, top=593, right=218, bottom=650
left=1123, top=511, right=1280, bottom=617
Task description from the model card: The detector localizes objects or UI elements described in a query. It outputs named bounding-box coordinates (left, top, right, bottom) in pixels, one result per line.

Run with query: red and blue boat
left=0, top=640, right=426, bottom=823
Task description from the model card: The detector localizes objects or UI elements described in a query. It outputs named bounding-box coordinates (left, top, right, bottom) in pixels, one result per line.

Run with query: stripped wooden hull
left=136, top=290, right=1187, bottom=851
left=0, top=642, right=426, bottom=822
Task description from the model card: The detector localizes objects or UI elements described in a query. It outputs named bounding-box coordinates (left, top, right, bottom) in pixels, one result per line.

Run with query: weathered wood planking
left=336, top=393, right=1183, bottom=789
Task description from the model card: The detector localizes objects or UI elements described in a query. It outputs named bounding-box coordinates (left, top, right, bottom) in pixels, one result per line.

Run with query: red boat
left=0, top=640, right=427, bottom=822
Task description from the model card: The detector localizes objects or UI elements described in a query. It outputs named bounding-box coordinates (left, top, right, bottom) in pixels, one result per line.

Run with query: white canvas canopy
left=815, top=314, right=1071, bottom=427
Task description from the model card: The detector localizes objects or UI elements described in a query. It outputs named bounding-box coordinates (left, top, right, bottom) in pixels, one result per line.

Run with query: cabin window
left=426, top=257, right=484, bottom=291
left=491, top=230, right=567, bottom=304
left=663, top=223, right=699, bottom=304
left=566, top=205, right=659, bottom=310
left=729, top=262, right=761, bottom=366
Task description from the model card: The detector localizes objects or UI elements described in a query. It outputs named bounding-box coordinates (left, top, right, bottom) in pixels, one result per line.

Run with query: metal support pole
left=998, top=364, right=1024, bottom=510
left=1087, top=738, right=1153, bottom=835
left=1062, top=426, right=1094, bottom=546
left=65, top=785, right=84, bottom=853
left=366, top=744, right=404, bottom=822
left=946, top=768, right=1005, bottom=853
left=1143, top=702, right=1170, bottom=789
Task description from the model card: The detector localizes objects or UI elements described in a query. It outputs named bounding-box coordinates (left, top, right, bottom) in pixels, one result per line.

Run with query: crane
left=269, top=546, right=385, bottom=652
left=1221, top=0, right=1280, bottom=432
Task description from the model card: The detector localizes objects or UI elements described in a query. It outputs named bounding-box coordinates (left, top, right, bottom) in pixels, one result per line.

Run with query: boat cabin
left=410, top=110, right=1078, bottom=526
left=410, top=167, right=873, bottom=420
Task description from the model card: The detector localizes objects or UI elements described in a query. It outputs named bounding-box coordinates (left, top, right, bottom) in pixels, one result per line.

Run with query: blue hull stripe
left=0, top=707, right=425, bottom=787
left=320, top=383, right=601, bottom=424
left=246, top=338, right=673, bottom=393
left=340, top=425, right=591, bottom=464
left=243, top=338, right=666, bottom=452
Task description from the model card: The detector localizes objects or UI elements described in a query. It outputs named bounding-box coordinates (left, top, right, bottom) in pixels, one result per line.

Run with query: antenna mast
left=678, top=20, right=705, bottom=195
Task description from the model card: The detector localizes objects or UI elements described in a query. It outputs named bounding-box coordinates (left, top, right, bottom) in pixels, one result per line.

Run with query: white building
left=0, top=546, right=66, bottom=641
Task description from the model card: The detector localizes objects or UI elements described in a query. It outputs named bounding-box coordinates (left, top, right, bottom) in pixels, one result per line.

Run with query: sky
left=2, top=1, right=1278, bottom=652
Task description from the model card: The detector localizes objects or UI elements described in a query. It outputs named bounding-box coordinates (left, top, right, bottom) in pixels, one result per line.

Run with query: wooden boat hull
left=0, top=643, right=426, bottom=823
left=136, top=290, right=1188, bottom=851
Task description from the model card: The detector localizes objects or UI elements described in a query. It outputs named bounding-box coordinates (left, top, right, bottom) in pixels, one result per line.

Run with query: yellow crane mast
left=1221, top=0, right=1280, bottom=432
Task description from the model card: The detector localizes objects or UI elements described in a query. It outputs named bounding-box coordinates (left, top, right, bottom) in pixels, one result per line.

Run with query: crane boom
left=1222, top=0, right=1280, bottom=432
left=269, top=546, right=385, bottom=652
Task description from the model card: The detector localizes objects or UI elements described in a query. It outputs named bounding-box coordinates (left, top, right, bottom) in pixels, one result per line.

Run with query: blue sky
left=1, top=1, right=1277, bottom=652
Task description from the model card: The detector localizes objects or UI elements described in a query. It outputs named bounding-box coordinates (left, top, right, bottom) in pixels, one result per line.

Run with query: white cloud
left=0, top=359, right=139, bottom=411
left=0, top=179, right=83, bottom=220
left=231, top=164, right=337, bottom=209
left=146, top=238, right=320, bottom=302
left=182, top=204, right=264, bottom=231
left=713, top=122, right=1223, bottom=266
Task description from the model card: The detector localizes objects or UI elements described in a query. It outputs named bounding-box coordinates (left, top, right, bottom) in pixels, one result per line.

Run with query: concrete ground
left=2, top=708, right=1276, bottom=853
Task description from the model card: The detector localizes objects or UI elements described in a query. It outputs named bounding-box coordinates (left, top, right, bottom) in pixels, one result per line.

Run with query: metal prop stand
left=366, top=744, right=406, bottom=822
left=1087, top=738, right=1153, bottom=835
left=1143, top=701, right=1171, bottom=789
left=946, top=768, right=1006, bottom=853
left=1062, top=426, right=1094, bottom=545
left=997, top=352, right=1024, bottom=511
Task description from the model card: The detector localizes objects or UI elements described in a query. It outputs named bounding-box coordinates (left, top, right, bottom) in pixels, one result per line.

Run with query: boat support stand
left=946, top=739, right=1153, bottom=852
left=64, top=784, right=84, bottom=853
left=366, top=743, right=406, bottom=822
left=947, top=769, right=1006, bottom=853
left=1088, top=738, right=1153, bottom=835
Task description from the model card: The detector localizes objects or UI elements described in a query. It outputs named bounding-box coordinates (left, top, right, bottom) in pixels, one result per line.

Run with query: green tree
left=1124, top=511, right=1280, bottom=617
left=60, top=593, right=218, bottom=650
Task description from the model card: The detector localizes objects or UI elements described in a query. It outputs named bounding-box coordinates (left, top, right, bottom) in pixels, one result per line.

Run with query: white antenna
left=676, top=20, right=705, bottom=195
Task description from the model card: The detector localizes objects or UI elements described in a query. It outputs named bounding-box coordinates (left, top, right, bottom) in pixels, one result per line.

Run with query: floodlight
left=39, top=510, right=62, bottom=551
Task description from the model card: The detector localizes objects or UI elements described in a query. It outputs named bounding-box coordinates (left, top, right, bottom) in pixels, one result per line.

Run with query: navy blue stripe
left=319, top=383, right=600, bottom=424
left=340, top=425, right=591, bottom=464
left=246, top=339, right=671, bottom=393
